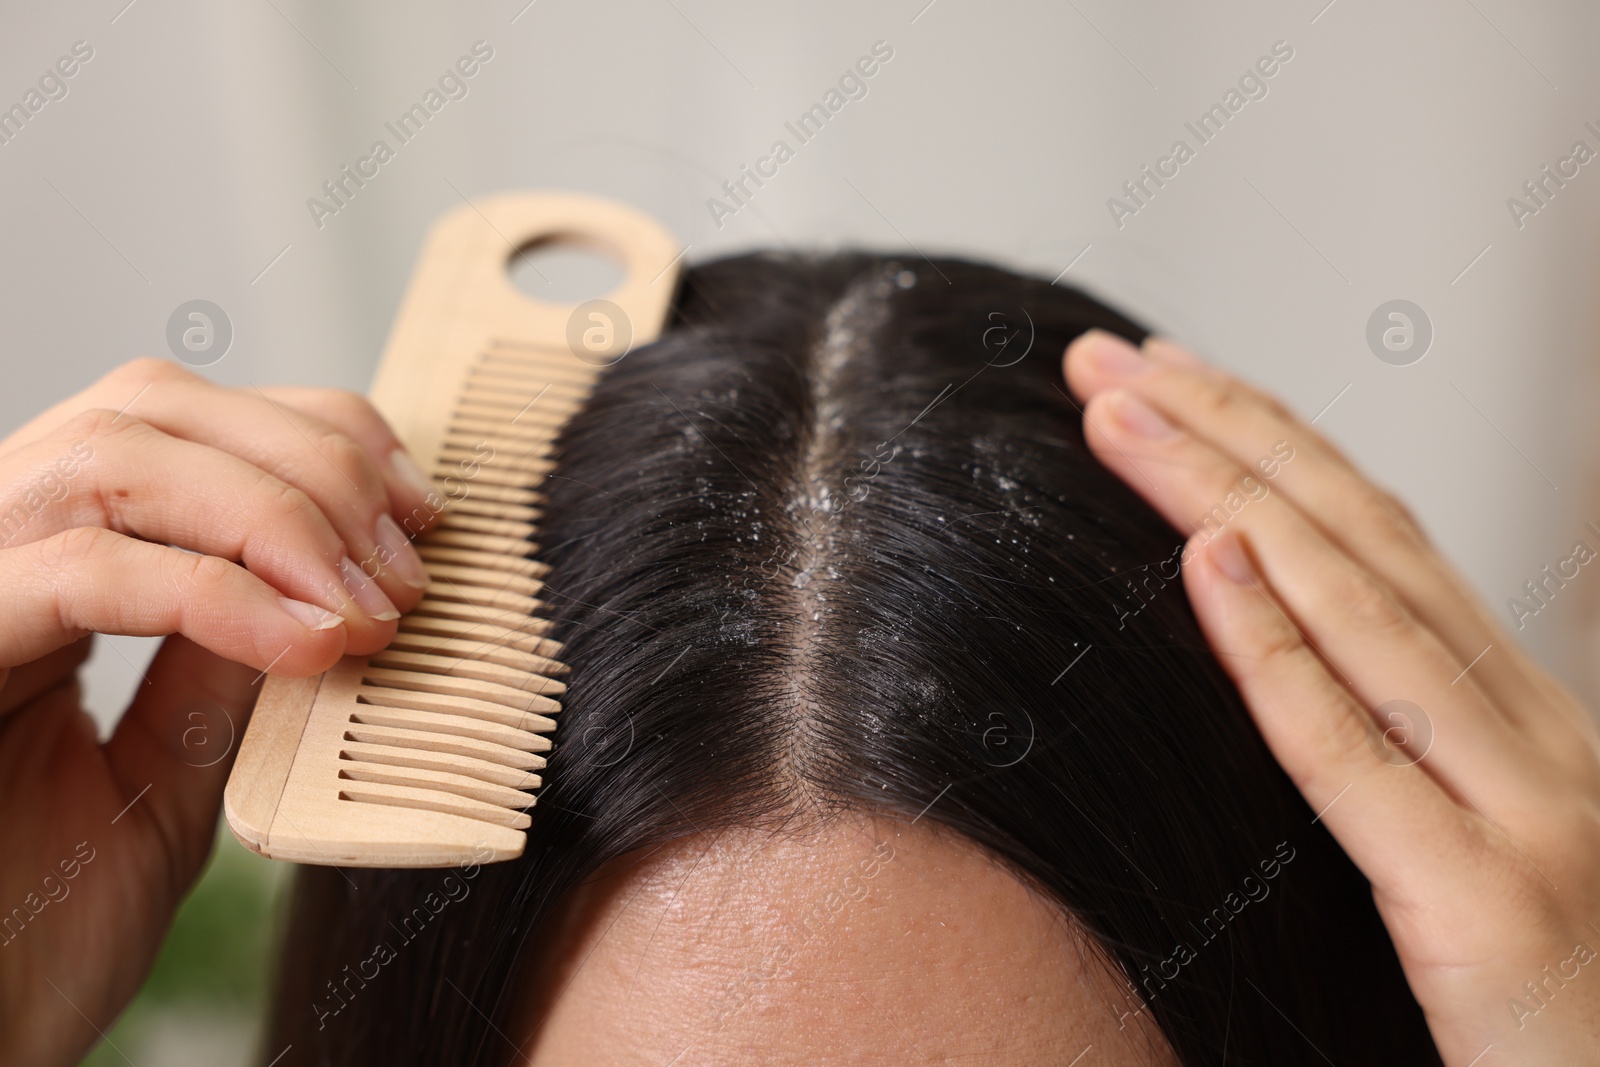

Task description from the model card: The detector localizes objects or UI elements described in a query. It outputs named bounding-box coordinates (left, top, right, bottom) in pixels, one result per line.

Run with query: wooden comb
left=223, top=192, right=683, bottom=867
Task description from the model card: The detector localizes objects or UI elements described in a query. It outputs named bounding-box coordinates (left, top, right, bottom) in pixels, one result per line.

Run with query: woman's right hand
left=0, top=358, right=439, bottom=1066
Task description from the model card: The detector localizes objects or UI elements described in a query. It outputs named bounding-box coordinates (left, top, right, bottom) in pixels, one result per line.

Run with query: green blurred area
left=83, top=821, right=290, bottom=1067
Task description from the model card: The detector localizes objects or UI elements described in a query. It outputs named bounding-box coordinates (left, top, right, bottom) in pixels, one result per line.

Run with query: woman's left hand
left=1065, top=329, right=1600, bottom=1065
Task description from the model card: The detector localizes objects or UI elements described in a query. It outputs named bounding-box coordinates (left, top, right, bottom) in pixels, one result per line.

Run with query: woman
left=0, top=254, right=1596, bottom=1066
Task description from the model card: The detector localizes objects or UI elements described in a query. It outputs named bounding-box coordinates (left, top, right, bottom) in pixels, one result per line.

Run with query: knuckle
left=256, top=476, right=325, bottom=532
left=1183, top=373, right=1250, bottom=423
left=1312, top=699, right=1383, bottom=779
left=317, top=389, right=384, bottom=431
left=1480, top=835, right=1553, bottom=912
left=1248, top=609, right=1309, bottom=666
left=178, top=550, right=240, bottom=593
left=46, top=524, right=118, bottom=565
left=57, top=407, right=140, bottom=444
left=1353, top=484, right=1426, bottom=549
left=1156, top=366, right=1299, bottom=434
left=1328, top=566, right=1410, bottom=636
left=28, top=527, right=120, bottom=631
left=1236, top=381, right=1296, bottom=424
left=309, top=429, right=379, bottom=496
left=107, top=356, right=189, bottom=391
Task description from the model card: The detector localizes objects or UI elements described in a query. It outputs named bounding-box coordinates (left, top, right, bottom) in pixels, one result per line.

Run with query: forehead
left=516, top=814, right=1176, bottom=1066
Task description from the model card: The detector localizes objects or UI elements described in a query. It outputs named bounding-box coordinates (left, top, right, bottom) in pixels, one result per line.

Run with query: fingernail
left=338, top=556, right=401, bottom=621
left=389, top=449, right=435, bottom=501
left=1108, top=389, right=1181, bottom=440
left=1143, top=337, right=1206, bottom=369
left=278, top=596, right=345, bottom=631
left=375, top=513, right=429, bottom=589
left=1079, top=329, right=1147, bottom=378
left=1209, top=532, right=1258, bottom=585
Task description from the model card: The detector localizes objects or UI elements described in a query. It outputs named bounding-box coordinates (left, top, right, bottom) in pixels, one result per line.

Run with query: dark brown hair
left=267, top=252, right=1439, bottom=1065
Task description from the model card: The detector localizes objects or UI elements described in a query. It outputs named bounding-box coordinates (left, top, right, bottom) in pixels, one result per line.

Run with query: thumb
left=104, top=634, right=260, bottom=890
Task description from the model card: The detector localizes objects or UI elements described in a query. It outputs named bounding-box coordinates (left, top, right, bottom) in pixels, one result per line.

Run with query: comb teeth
left=225, top=191, right=682, bottom=867
left=329, top=346, right=582, bottom=835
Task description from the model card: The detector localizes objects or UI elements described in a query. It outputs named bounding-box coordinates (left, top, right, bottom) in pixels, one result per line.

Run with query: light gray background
left=1, top=0, right=1596, bottom=724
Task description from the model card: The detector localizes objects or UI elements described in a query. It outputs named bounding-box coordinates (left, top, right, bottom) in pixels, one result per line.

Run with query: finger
left=238, top=385, right=435, bottom=598
left=1064, top=330, right=1541, bottom=720
left=0, top=527, right=349, bottom=676
left=67, top=360, right=430, bottom=607
left=254, top=385, right=441, bottom=529
left=1183, top=529, right=1480, bottom=896
left=104, top=635, right=258, bottom=893
left=0, top=412, right=403, bottom=649
left=1079, top=385, right=1536, bottom=805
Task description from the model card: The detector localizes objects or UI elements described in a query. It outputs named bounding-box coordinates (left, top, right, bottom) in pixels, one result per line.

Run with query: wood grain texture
left=223, top=191, right=682, bottom=867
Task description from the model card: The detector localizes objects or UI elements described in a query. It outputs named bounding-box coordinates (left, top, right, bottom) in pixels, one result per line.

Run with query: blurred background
left=1, top=0, right=1597, bottom=1062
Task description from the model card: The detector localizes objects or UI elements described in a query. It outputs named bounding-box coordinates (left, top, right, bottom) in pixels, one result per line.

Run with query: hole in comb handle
left=508, top=236, right=625, bottom=305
